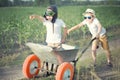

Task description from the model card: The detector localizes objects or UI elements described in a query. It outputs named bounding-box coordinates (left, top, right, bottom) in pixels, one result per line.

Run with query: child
left=29, top=5, right=68, bottom=73
left=67, top=8, right=113, bottom=67
left=29, top=5, right=67, bottom=49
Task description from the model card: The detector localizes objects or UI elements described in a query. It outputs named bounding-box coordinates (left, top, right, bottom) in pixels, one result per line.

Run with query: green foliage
left=0, top=0, right=9, bottom=7
left=0, top=53, right=20, bottom=66
left=0, top=7, right=46, bottom=53
left=0, top=6, right=120, bottom=54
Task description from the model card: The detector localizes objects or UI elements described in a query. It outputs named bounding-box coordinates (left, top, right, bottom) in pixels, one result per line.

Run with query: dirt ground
left=0, top=38, right=120, bottom=80
left=0, top=66, right=24, bottom=80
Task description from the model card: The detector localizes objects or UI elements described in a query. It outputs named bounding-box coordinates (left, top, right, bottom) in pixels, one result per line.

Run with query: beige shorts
left=92, top=34, right=110, bottom=50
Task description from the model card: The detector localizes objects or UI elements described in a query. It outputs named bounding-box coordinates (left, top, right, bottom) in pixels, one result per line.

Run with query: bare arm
left=67, top=22, right=84, bottom=34
left=96, top=22, right=102, bottom=38
left=29, top=15, right=44, bottom=22
left=61, top=27, right=67, bottom=43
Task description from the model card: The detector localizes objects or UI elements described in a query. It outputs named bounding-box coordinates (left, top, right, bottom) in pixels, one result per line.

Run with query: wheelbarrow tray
left=26, top=42, right=79, bottom=64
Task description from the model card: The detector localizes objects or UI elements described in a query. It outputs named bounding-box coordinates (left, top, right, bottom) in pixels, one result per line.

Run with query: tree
left=34, top=0, right=49, bottom=6
left=13, top=0, right=22, bottom=6
left=0, top=0, right=9, bottom=7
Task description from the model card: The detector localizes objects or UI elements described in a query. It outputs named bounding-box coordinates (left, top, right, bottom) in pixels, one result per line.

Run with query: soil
left=0, top=66, right=24, bottom=80
left=0, top=25, right=120, bottom=80
left=0, top=38, right=120, bottom=80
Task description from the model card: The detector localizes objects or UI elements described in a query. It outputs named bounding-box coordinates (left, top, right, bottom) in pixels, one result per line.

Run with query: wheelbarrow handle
left=75, top=37, right=97, bottom=62
left=82, top=37, right=96, bottom=53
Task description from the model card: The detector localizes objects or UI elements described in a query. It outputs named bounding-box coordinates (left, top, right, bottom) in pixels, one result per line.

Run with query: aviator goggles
left=45, top=11, right=55, bottom=16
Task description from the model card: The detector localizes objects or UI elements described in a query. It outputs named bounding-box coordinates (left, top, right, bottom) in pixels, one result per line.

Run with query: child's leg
left=53, top=51, right=63, bottom=64
left=104, top=50, right=111, bottom=63
left=100, top=35, right=112, bottom=63
left=91, top=39, right=99, bottom=65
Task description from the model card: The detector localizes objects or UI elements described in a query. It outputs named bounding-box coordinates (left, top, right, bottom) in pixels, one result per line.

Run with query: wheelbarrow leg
left=41, top=61, right=45, bottom=72
left=45, top=62, right=50, bottom=76
left=73, top=61, right=77, bottom=80
left=50, top=64, right=54, bottom=71
left=41, top=61, right=49, bottom=76
left=55, top=65, right=59, bottom=72
left=50, top=64, right=58, bottom=74
left=45, top=62, right=55, bottom=75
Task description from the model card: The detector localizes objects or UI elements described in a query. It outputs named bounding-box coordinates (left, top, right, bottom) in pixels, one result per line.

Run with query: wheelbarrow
left=22, top=38, right=96, bottom=80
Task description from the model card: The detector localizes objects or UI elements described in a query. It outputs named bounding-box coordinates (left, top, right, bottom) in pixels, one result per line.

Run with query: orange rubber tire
left=56, top=62, right=74, bottom=80
left=22, top=54, right=41, bottom=79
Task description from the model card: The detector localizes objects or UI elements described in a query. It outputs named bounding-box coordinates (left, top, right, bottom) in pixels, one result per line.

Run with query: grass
left=0, top=53, right=20, bottom=67
left=19, top=43, right=120, bottom=80
left=0, top=6, right=120, bottom=53
left=20, top=36, right=120, bottom=80
left=0, top=5, right=120, bottom=80
left=0, top=49, right=31, bottom=67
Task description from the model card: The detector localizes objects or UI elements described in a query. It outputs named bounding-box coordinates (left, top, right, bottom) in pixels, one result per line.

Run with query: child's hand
left=61, top=39, right=65, bottom=44
left=29, top=15, right=35, bottom=20
left=95, top=33, right=100, bottom=38
left=67, top=29, right=70, bottom=35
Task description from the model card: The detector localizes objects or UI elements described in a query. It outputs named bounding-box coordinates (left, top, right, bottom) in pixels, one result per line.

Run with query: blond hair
left=83, top=8, right=96, bottom=17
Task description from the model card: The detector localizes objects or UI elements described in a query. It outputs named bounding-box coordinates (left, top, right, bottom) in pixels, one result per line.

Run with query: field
left=0, top=5, right=120, bottom=80
left=0, top=5, right=120, bottom=51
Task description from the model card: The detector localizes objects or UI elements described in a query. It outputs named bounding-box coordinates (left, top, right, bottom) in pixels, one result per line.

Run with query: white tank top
left=82, top=18, right=106, bottom=37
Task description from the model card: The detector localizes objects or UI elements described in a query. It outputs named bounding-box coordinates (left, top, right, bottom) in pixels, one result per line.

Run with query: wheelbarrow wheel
left=56, top=62, right=74, bottom=80
left=22, top=54, right=41, bottom=79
